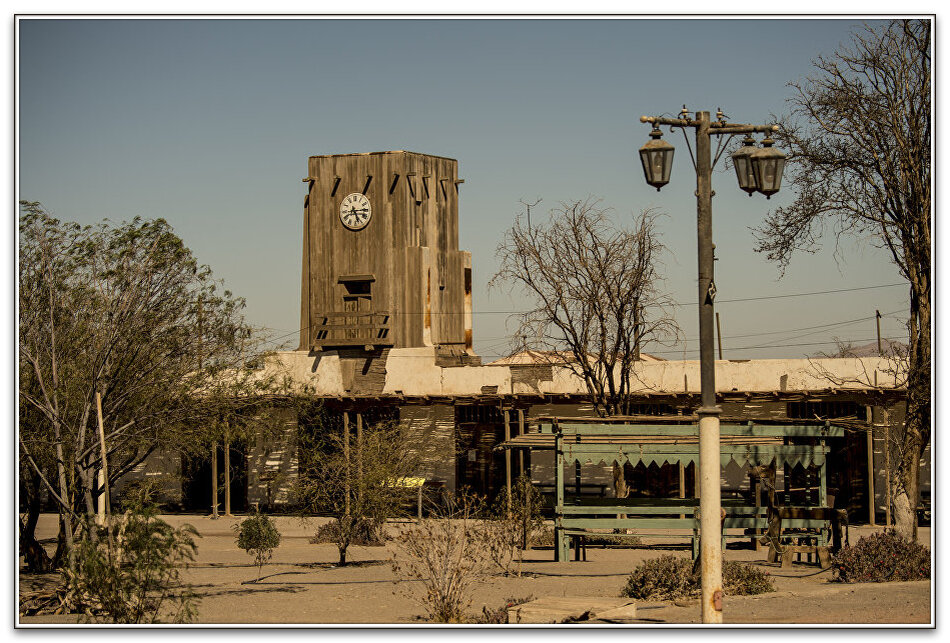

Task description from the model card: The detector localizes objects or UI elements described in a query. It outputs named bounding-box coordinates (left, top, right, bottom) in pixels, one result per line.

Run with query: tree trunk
left=893, top=464, right=918, bottom=541
left=19, top=477, right=52, bottom=573
left=893, top=278, right=930, bottom=542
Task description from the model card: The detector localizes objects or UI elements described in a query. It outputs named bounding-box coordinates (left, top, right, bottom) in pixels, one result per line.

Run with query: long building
left=127, top=150, right=925, bottom=526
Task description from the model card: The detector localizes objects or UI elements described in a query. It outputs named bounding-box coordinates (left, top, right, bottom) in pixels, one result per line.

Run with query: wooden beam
left=504, top=409, right=512, bottom=511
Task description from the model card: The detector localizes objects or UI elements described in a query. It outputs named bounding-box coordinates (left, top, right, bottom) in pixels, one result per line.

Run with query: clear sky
left=17, top=17, right=912, bottom=361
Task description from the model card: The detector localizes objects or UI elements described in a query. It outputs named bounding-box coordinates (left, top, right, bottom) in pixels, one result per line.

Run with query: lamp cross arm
left=710, top=124, right=780, bottom=135
left=640, top=115, right=696, bottom=128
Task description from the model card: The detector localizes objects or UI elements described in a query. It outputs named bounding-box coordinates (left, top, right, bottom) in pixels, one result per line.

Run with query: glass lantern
left=639, top=126, right=674, bottom=191
left=731, top=135, right=758, bottom=196
left=750, top=136, right=786, bottom=199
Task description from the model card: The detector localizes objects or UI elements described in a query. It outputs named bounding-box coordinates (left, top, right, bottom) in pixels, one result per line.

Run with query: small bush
left=621, top=555, right=774, bottom=600
left=832, top=531, right=931, bottom=583
left=475, top=595, right=535, bottom=624
left=722, top=560, right=774, bottom=595
left=235, top=513, right=281, bottom=582
left=621, top=555, right=697, bottom=600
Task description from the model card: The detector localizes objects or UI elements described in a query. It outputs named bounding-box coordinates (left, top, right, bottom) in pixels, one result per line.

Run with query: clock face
left=339, top=193, right=372, bottom=231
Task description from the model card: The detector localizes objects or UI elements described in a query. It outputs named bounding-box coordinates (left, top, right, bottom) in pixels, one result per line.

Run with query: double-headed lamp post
left=638, top=109, right=785, bottom=624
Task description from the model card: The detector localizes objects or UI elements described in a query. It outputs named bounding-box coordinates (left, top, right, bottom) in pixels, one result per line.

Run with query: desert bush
left=65, top=499, right=199, bottom=623
left=585, top=532, right=643, bottom=547
left=311, top=518, right=386, bottom=546
left=475, top=595, right=535, bottom=624
left=392, top=494, right=492, bottom=623
left=722, top=560, right=774, bottom=595
left=832, top=531, right=931, bottom=583
left=296, top=421, right=416, bottom=565
left=473, top=476, right=546, bottom=576
left=235, top=512, right=281, bottom=582
left=621, top=555, right=773, bottom=600
left=534, top=527, right=555, bottom=547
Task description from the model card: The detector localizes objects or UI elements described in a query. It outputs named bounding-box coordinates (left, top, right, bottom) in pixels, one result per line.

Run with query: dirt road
left=18, top=514, right=932, bottom=626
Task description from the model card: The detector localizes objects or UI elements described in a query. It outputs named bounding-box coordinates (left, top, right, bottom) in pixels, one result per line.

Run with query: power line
left=263, top=282, right=906, bottom=344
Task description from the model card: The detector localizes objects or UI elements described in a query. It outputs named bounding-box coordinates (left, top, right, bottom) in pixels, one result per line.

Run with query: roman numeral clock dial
left=339, top=193, right=372, bottom=231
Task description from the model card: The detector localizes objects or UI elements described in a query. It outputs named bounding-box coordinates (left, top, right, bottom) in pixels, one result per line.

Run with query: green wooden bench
left=555, top=497, right=834, bottom=562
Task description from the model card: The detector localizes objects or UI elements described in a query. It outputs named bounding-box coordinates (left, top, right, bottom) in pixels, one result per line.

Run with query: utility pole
left=716, top=312, right=724, bottom=360
left=639, top=108, right=784, bottom=624
left=876, top=309, right=883, bottom=355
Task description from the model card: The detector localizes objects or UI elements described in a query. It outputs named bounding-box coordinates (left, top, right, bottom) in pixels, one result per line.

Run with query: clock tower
left=299, top=151, right=474, bottom=354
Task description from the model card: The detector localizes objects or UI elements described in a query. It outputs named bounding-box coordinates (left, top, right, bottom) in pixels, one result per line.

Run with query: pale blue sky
left=17, top=17, right=911, bottom=360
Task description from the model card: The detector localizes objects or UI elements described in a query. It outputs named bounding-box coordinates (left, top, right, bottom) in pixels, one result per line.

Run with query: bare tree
left=490, top=198, right=680, bottom=416
left=753, top=20, right=930, bottom=540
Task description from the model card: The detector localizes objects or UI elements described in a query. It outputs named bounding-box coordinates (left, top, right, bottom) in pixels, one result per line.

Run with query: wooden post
left=679, top=460, right=686, bottom=519
left=95, top=392, right=111, bottom=528
left=356, top=411, right=363, bottom=481
left=417, top=483, right=423, bottom=520
left=866, top=423, right=876, bottom=526
left=503, top=408, right=512, bottom=512
left=884, top=406, right=892, bottom=528
left=716, top=312, right=723, bottom=360
left=343, top=410, right=350, bottom=517
left=224, top=433, right=232, bottom=517
left=517, top=409, right=526, bottom=478
left=554, top=420, right=567, bottom=562
left=211, top=442, right=219, bottom=518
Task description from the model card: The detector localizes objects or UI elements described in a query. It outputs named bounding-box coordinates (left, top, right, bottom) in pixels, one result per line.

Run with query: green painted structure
left=519, top=417, right=848, bottom=562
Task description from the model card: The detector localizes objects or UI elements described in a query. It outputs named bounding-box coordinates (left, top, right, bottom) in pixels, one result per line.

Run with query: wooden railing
left=311, top=311, right=393, bottom=347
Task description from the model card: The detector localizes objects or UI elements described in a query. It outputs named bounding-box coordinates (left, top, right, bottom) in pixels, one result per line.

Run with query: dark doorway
left=180, top=443, right=248, bottom=514
left=455, top=405, right=506, bottom=499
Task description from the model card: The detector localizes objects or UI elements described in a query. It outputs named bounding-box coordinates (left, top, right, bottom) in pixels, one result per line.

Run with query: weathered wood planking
left=300, top=151, right=471, bottom=350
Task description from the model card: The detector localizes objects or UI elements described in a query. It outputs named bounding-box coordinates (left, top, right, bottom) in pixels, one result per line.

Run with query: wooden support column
left=866, top=422, right=876, bottom=526
left=679, top=461, right=686, bottom=519
left=343, top=410, right=351, bottom=517
left=554, top=420, right=567, bottom=562
left=884, top=406, right=892, bottom=528
left=224, top=431, right=232, bottom=517
left=503, top=408, right=512, bottom=510
left=356, top=411, right=363, bottom=482
left=211, top=443, right=219, bottom=519
left=517, top=409, right=526, bottom=478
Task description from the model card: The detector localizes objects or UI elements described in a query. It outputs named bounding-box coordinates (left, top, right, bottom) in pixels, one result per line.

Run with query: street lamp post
left=638, top=109, right=784, bottom=624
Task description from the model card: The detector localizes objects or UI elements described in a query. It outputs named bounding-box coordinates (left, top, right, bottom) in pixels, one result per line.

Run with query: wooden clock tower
left=298, top=151, right=474, bottom=354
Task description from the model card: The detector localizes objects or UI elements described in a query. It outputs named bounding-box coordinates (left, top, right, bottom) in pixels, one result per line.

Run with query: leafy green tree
left=296, top=420, right=417, bottom=566
left=18, top=201, right=267, bottom=567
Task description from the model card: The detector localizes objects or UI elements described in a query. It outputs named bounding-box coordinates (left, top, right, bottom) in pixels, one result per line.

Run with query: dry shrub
left=832, top=531, right=931, bottom=583
left=392, top=495, right=492, bottom=623
left=475, top=596, right=535, bottom=624
left=621, top=555, right=774, bottom=601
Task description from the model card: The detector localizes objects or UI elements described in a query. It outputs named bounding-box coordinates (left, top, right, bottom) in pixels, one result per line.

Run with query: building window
left=627, top=403, right=676, bottom=416
left=786, top=400, right=860, bottom=420
left=456, top=405, right=505, bottom=424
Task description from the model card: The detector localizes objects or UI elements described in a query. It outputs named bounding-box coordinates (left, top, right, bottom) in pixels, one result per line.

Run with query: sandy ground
left=18, top=514, right=932, bottom=626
